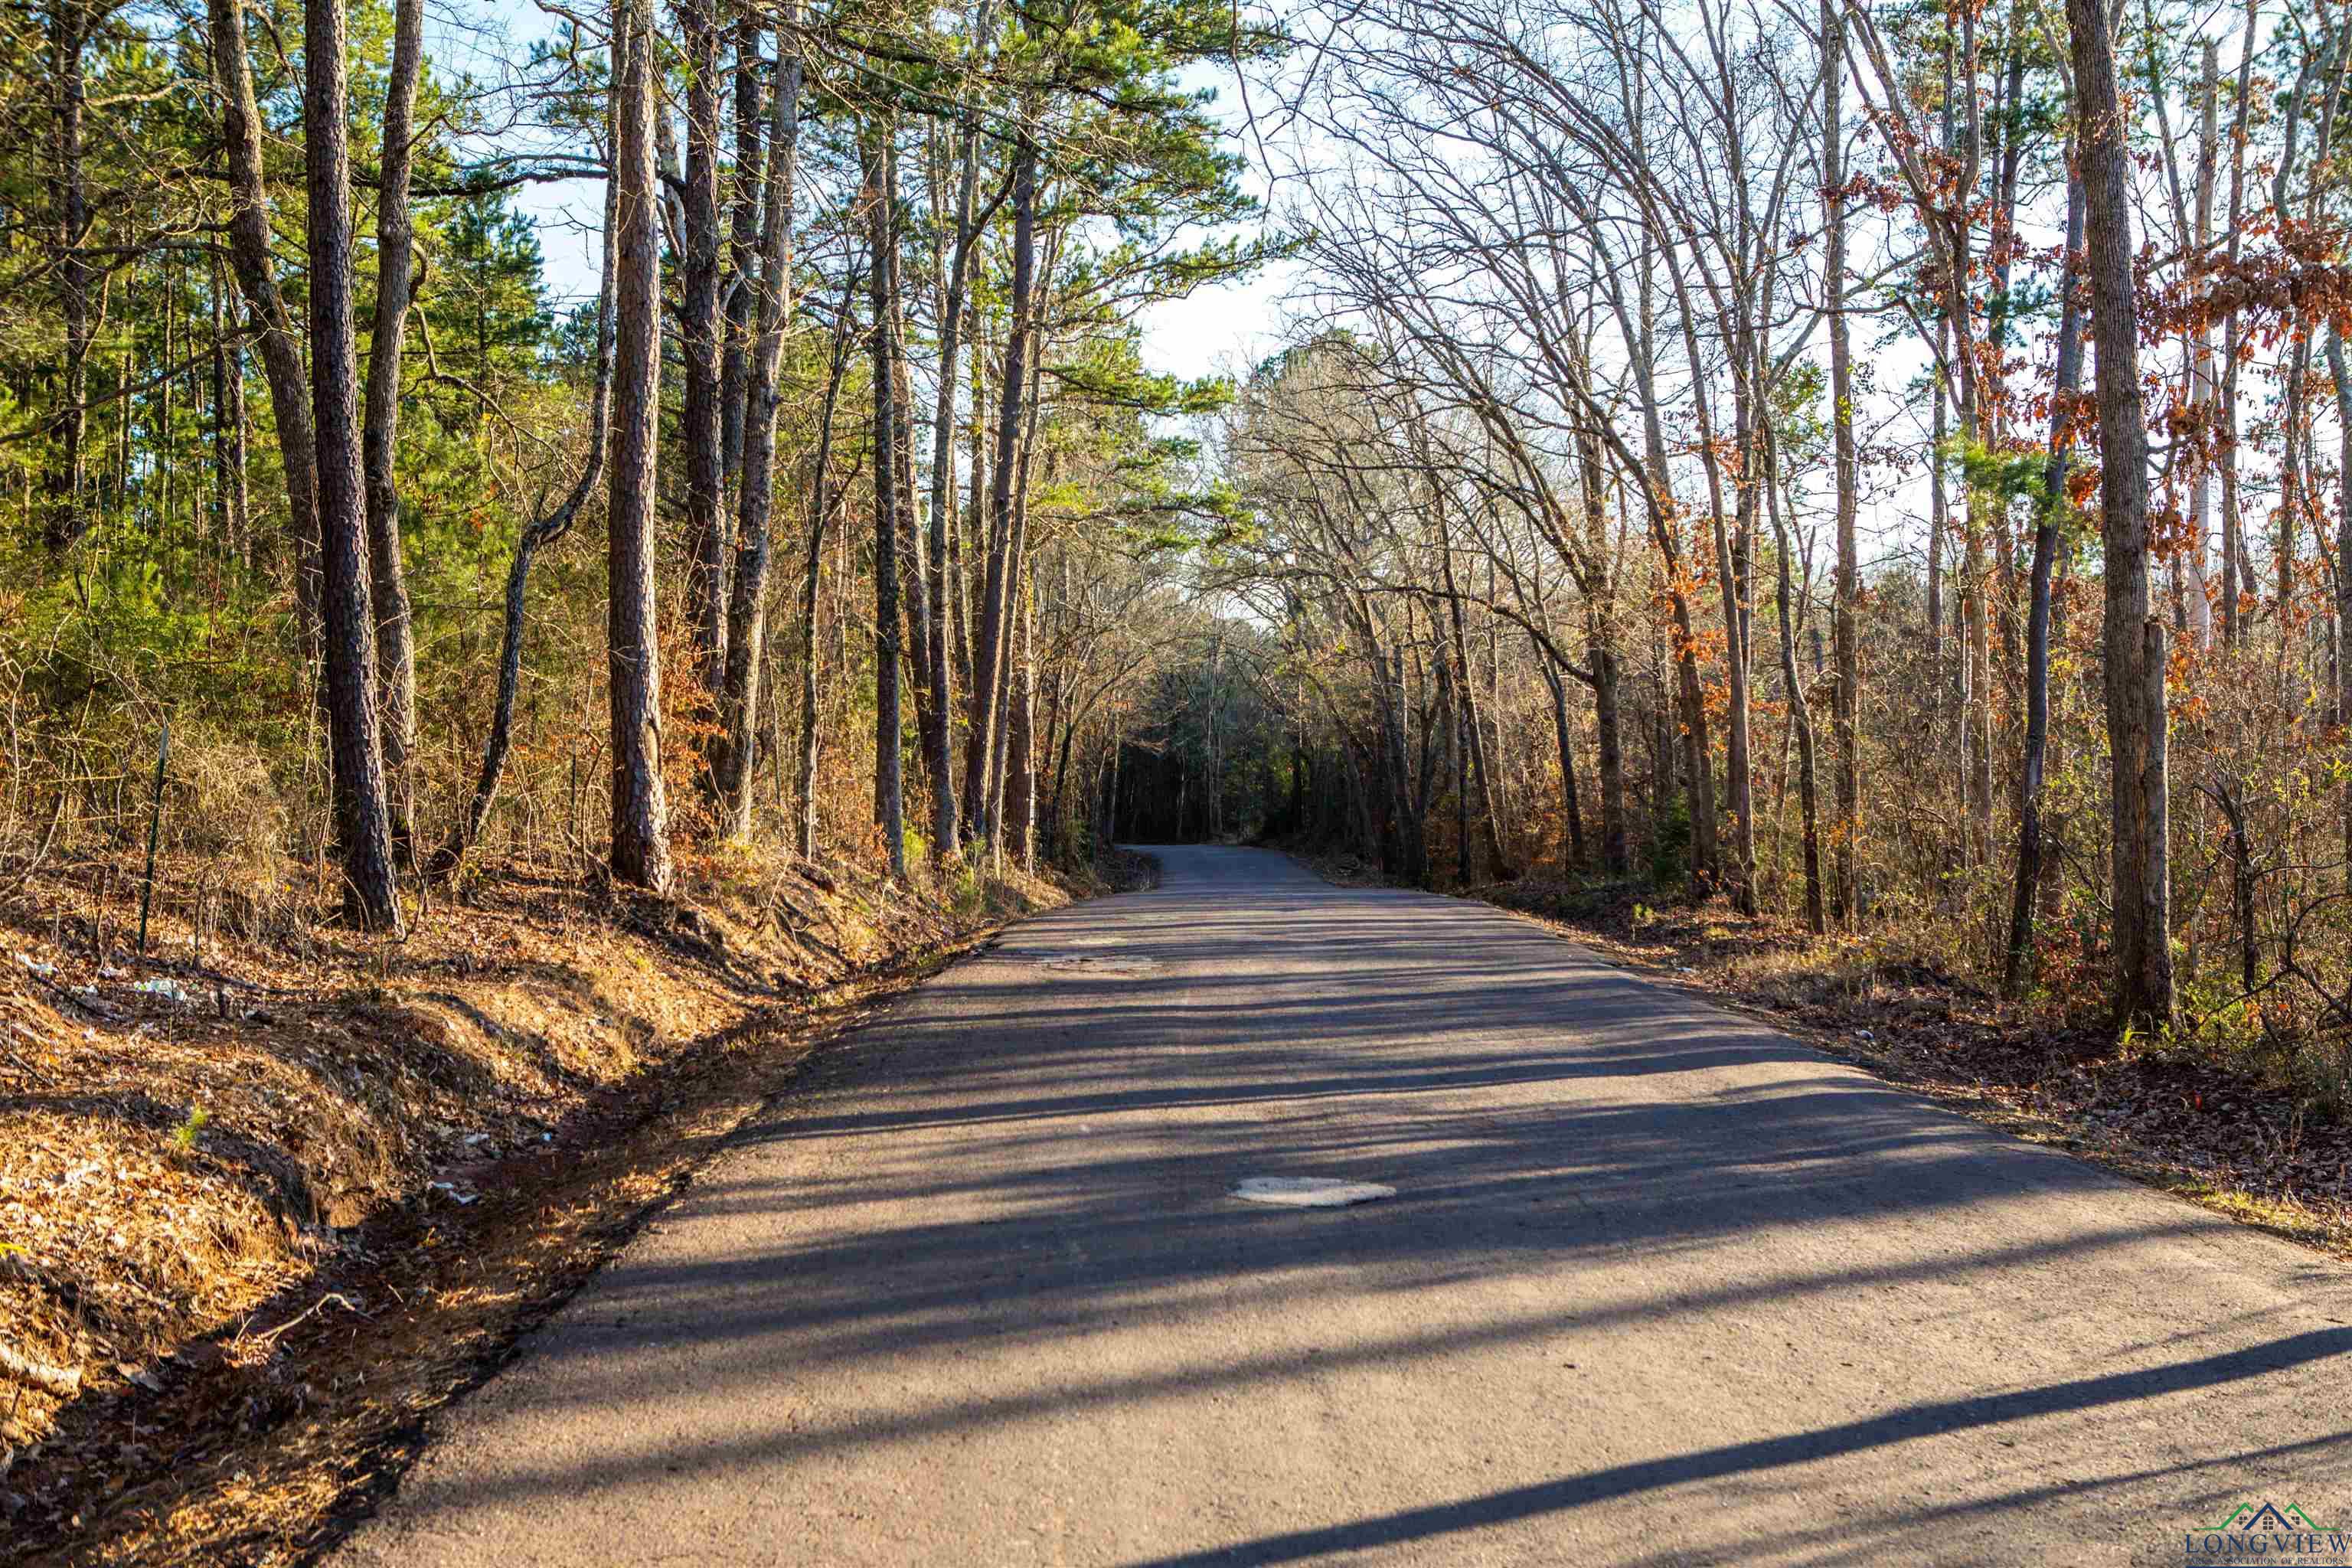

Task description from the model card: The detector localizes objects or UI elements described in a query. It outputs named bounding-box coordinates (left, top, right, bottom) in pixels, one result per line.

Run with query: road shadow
left=341, top=846, right=2352, bottom=1563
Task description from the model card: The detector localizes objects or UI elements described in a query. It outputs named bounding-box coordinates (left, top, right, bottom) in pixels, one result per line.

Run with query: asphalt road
left=335, top=845, right=2352, bottom=1566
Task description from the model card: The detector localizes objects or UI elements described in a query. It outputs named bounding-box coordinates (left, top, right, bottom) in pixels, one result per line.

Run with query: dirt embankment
left=0, top=846, right=1143, bottom=1565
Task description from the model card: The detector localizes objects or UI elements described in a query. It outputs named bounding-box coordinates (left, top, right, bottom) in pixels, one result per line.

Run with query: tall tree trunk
left=606, top=0, right=675, bottom=893
left=1824, top=0, right=1864, bottom=925
left=208, top=243, right=250, bottom=561
left=793, top=270, right=858, bottom=858
left=962, top=136, right=1037, bottom=840
left=361, top=0, right=424, bottom=862
left=879, top=132, right=939, bottom=840
left=44, top=0, right=90, bottom=554
left=1007, top=586, right=1037, bottom=868
left=866, top=126, right=908, bottom=877
left=958, top=320, right=985, bottom=697
left=1572, top=431, right=1629, bottom=875
left=2005, top=166, right=2087, bottom=996
left=1439, top=662, right=1458, bottom=884
left=719, top=22, right=762, bottom=492
left=1926, top=368, right=1945, bottom=673
left=719, top=8, right=800, bottom=838
left=1765, top=427, right=1824, bottom=933
left=679, top=0, right=728, bottom=760
left=2220, top=0, right=2261, bottom=648
left=2184, top=38, right=2220, bottom=650
left=2068, top=0, right=2174, bottom=1026
left=2330, top=329, right=2352, bottom=890
left=207, top=0, right=322, bottom=658
left=1541, top=662, right=1587, bottom=869
left=305, top=0, right=400, bottom=929
left=921, top=0, right=1000, bottom=863
left=987, top=384, right=1041, bottom=851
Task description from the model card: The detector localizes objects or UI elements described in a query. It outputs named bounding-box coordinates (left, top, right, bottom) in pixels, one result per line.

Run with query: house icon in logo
left=2210, top=1502, right=2331, bottom=1533
left=2187, top=1499, right=2349, bottom=1563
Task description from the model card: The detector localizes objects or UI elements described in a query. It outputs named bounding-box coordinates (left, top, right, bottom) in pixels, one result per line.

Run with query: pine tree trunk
left=877, top=132, right=939, bottom=841
left=921, top=4, right=998, bottom=861
left=361, top=0, right=423, bottom=862
left=719, top=8, right=800, bottom=839
left=679, top=0, right=728, bottom=755
left=1824, top=0, right=1864, bottom=925
left=606, top=0, right=675, bottom=893
left=207, top=0, right=322, bottom=660
left=2004, top=164, right=2086, bottom=997
left=2068, top=0, right=2174, bottom=1026
left=962, top=137, right=1037, bottom=840
left=305, top=0, right=401, bottom=929
left=866, top=127, right=907, bottom=877
left=719, top=24, right=762, bottom=492
left=43, top=0, right=90, bottom=554
left=1008, top=587, right=1037, bottom=869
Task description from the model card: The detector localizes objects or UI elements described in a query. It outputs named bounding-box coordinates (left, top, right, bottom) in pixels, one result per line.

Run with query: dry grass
left=0, top=838, right=1108, bottom=1563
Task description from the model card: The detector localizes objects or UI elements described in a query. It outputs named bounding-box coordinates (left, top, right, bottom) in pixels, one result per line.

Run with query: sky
left=475, top=15, right=1292, bottom=387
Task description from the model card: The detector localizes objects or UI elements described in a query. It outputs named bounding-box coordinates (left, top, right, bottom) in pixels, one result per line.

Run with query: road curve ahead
left=335, top=846, right=2352, bottom=1567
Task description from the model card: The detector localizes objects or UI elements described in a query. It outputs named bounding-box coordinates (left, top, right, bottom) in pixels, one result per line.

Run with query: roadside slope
left=2, top=846, right=1112, bottom=1565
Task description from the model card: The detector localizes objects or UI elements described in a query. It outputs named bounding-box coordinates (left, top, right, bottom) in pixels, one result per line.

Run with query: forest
left=8, top=0, right=2351, bottom=1042
left=4, top=0, right=2352, bottom=1549
left=1136, top=0, right=2352, bottom=1073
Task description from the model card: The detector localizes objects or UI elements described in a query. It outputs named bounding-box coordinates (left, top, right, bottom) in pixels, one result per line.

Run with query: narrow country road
left=335, top=846, right=2352, bottom=1566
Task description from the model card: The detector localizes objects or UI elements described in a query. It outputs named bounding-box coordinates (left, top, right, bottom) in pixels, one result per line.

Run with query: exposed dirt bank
left=0, top=845, right=1148, bottom=1565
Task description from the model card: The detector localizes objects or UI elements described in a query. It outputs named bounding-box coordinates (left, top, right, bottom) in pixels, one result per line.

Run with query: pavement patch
left=1041, top=955, right=1161, bottom=975
left=1230, top=1176, right=1398, bottom=1207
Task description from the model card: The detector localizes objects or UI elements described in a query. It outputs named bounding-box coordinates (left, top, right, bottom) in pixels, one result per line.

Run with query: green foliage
left=169, top=1106, right=211, bottom=1151
left=1646, top=794, right=1693, bottom=892
left=1945, top=433, right=2050, bottom=514
left=422, top=191, right=555, bottom=439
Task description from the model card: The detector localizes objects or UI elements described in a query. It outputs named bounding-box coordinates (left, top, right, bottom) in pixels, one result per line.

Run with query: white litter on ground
left=1230, top=1176, right=1397, bottom=1208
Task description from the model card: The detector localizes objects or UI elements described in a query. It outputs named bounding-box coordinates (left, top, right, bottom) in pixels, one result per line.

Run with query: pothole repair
left=1042, top=955, right=1161, bottom=975
left=1230, top=1177, right=1398, bottom=1208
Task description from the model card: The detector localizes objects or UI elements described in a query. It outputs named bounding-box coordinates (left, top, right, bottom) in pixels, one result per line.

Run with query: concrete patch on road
left=1040, top=954, right=1161, bottom=975
left=1230, top=1176, right=1398, bottom=1207
left=985, top=940, right=1161, bottom=975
